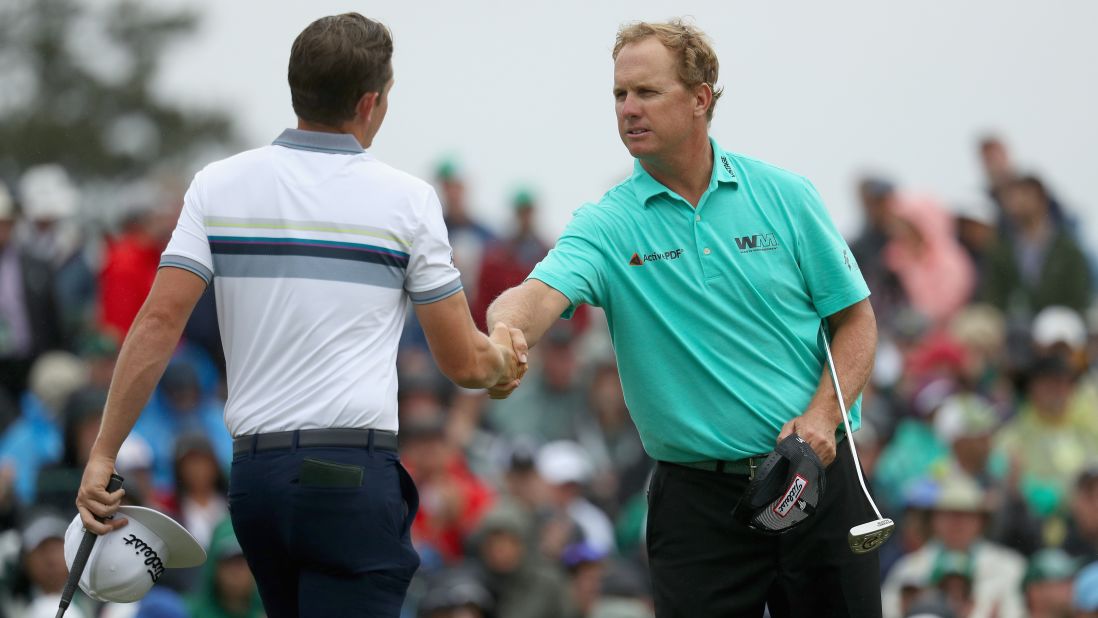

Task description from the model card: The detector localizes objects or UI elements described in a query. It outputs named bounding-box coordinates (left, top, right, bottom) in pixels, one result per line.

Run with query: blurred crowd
left=0, top=134, right=1097, bottom=618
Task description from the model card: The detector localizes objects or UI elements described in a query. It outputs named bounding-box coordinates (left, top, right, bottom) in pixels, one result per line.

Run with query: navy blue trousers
left=229, top=443, right=420, bottom=618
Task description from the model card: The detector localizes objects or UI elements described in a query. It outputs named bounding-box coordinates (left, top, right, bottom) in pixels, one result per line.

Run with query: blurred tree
left=0, top=0, right=238, bottom=181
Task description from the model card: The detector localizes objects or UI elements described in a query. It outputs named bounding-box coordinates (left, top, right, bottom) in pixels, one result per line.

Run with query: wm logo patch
left=735, top=233, right=779, bottom=254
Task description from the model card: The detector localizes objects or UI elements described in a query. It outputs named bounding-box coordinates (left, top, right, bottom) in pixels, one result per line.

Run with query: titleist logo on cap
left=773, top=474, right=808, bottom=518
left=123, top=534, right=165, bottom=582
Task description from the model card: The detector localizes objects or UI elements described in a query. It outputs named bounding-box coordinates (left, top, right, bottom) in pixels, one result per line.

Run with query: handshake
left=487, top=322, right=529, bottom=400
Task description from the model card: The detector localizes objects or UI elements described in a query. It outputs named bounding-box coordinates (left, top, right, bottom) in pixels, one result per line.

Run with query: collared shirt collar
left=272, top=128, right=365, bottom=155
left=630, top=136, right=739, bottom=207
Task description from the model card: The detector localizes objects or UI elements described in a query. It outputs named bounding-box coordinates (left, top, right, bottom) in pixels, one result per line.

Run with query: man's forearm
left=485, top=280, right=565, bottom=349
left=804, top=300, right=877, bottom=426
left=91, top=311, right=187, bottom=461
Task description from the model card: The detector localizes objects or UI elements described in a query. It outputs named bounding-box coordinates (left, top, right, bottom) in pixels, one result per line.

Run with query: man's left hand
left=777, top=410, right=837, bottom=466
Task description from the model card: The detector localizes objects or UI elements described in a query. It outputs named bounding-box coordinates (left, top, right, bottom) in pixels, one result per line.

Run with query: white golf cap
left=536, top=440, right=593, bottom=485
left=19, top=163, right=78, bottom=221
left=63, top=506, right=206, bottom=603
left=1032, top=305, right=1086, bottom=350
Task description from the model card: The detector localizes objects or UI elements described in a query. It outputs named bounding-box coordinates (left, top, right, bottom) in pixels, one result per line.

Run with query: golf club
left=56, top=473, right=124, bottom=618
left=820, top=328, right=894, bottom=554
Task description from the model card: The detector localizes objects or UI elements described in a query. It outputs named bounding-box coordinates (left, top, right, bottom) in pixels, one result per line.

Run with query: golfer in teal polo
left=487, top=19, right=881, bottom=618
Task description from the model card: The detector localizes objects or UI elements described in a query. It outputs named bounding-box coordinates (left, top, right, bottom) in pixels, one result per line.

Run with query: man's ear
left=694, top=83, right=714, bottom=118
left=355, top=91, right=381, bottom=123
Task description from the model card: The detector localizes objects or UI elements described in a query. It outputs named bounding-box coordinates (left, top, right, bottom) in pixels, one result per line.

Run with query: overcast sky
left=148, top=0, right=1098, bottom=247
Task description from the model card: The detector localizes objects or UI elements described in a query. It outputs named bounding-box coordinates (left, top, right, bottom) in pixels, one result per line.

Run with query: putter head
left=848, top=518, right=894, bottom=554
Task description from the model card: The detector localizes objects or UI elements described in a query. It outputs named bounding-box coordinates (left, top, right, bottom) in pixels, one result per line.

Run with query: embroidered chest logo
left=628, top=248, right=684, bottom=266
left=734, top=233, right=779, bottom=254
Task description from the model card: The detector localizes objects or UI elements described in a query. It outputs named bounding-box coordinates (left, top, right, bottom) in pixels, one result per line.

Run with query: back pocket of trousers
left=300, top=458, right=364, bottom=488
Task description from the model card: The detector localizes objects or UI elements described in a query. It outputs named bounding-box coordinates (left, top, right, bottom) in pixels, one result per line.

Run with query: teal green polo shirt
left=529, top=138, right=870, bottom=462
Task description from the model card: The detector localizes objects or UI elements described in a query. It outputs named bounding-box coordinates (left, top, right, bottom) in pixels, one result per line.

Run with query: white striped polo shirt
left=160, top=129, right=462, bottom=436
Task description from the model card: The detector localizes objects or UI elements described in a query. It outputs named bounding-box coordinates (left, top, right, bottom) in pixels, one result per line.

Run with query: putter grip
left=56, top=473, right=124, bottom=618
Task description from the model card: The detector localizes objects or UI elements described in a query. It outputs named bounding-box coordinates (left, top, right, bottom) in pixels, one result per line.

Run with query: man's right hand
left=488, top=322, right=528, bottom=399
left=76, top=454, right=128, bottom=535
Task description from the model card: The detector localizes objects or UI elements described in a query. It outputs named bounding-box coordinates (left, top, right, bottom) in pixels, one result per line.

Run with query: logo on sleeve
left=734, top=233, right=779, bottom=254
left=628, top=248, right=684, bottom=266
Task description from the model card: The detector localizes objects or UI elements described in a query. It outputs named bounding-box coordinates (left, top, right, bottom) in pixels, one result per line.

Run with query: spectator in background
left=851, top=176, right=907, bottom=333
left=34, top=387, right=107, bottom=517
left=402, top=416, right=495, bottom=566
left=1061, top=466, right=1098, bottom=562
left=574, top=360, right=651, bottom=515
left=0, top=180, right=63, bottom=399
left=978, top=136, right=1018, bottom=207
left=133, top=352, right=232, bottom=492
left=980, top=176, right=1091, bottom=318
left=97, top=180, right=178, bottom=338
left=1022, top=548, right=1079, bottom=618
left=468, top=502, right=568, bottom=618
left=416, top=568, right=494, bottom=618
left=486, top=324, right=587, bottom=443
left=0, top=351, right=88, bottom=505
left=3, top=510, right=87, bottom=618
left=186, top=517, right=264, bottom=618
left=882, top=475, right=1026, bottom=618
left=995, top=354, right=1098, bottom=517
left=875, top=377, right=955, bottom=513
left=436, top=159, right=495, bottom=302
left=561, top=542, right=608, bottom=618
left=1073, top=561, right=1098, bottom=618
left=472, top=188, right=550, bottom=330
left=18, top=164, right=97, bottom=345
left=536, top=441, right=616, bottom=558
left=883, top=193, right=976, bottom=327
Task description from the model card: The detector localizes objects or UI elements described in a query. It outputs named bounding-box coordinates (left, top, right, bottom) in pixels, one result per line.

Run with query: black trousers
left=228, top=444, right=420, bottom=618
left=648, top=440, right=883, bottom=618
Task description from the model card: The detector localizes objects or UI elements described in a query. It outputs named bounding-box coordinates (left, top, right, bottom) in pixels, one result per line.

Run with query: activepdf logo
left=628, top=248, right=684, bottom=266
left=773, top=474, right=808, bottom=518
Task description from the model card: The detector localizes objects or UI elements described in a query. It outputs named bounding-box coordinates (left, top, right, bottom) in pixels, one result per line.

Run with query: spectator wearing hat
left=995, top=354, right=1098, bottom=516
left=417, top=567, right=494, bottom=618
left=18, top=164, right=97, bottom=345
left=536, top=440, right=615, bottom=558
left=186, top=517, right=263, bottom=618
left=930, top=393, right=1042, bottom=555
left=1023, top=548, right=1079, bottom=618
left=471, top=187, right=551, bottom=331
left=0, top=351, right=88, bottom=505
left=849, top=176, right=907, bottom=335
left=1073, top=561, right=1098, bottom=618
left=469, top=502, right=568, bottom=618
left=0, top=179, right=64, bottom=399
left=883, top=192, right=976, bottom=328
left=882, top=475, right=1026, bottom=618
left=434, top=159, right=496, bottom=304
left=928, top=550, right=976, bottom=618
left=3, top=510, right=88, bottom=618
left=561, top=541, right=608, bottom=618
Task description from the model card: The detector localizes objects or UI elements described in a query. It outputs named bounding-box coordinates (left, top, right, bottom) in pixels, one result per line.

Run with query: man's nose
left=620, top=93, right=641, bottom=117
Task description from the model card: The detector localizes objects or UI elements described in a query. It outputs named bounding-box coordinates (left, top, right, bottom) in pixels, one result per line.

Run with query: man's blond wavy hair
left=613, top=19, right=723, bottom=121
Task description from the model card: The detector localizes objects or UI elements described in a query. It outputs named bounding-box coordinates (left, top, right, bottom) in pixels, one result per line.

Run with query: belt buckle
left=748, top=457, right=758, bottom=480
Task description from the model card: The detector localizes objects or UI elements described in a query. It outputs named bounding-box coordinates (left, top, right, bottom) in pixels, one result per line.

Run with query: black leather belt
left=233, top=428, right=399, bottom=457
left=667, top=455, right=769, bottom=479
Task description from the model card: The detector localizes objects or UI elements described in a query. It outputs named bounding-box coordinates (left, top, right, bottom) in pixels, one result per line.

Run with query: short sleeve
left=160, top=173, right=214, bottom=284
left=794, top=179, right=870, bottom=318
left=527, top=204, right=608, bottom=318
left=404, top=187, right=463, bottom=304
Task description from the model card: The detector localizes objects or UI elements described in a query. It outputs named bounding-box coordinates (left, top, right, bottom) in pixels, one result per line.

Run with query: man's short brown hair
left=613, top=19, right=724, bottom=121
left=288, top=13, right=393, bottom=127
